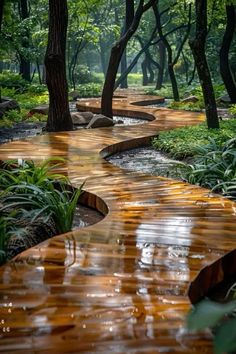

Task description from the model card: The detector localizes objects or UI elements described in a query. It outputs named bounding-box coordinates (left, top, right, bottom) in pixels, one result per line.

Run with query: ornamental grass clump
left=180, top=137, right=236, bottom=200
left=0, top=158, right=85, bottom=265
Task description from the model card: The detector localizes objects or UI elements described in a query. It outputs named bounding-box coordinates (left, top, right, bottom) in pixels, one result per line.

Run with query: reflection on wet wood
left=0, top=93, right=236, bottom=353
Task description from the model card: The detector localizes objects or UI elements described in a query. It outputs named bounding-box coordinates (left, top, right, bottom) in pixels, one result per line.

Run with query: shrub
left=74, top=83, right=102, bottom=97
left=0, top=159, right=85, bottom=263
left=0, top=71, right=28, bottom=92
left=152, top=120, right=236, bottom=159
left=187, top=299, right=236, bottom=354
left=179, top=137, right=236, bottom=200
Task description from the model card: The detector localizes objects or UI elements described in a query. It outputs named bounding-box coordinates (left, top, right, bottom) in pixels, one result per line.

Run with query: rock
left=29, top=104, right=49, bottom=115
left=86, top=114, right=114, bottom=129
left=77, top=111, right=94, bottom=120
left=71, top=112, right=92, bottom=125
left=181, top=96, right=199, bottom=103
left=0, top=98, right=20, bottom=113
left=117, top=120, right=124, bottom=124
left=219, top=94, right=231, bottom=103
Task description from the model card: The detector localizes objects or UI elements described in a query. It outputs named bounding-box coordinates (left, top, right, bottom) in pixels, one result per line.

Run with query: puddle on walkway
left=107, top=146, right=183, bottom=178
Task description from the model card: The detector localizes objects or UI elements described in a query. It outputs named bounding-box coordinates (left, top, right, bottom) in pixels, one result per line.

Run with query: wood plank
left=0, top=93, right=235, bottom=353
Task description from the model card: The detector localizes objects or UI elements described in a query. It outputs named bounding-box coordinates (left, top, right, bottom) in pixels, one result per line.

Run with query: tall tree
left=101, top=0, right=157, bottom=118
left=0, top=0, right=4, bottom=31
left=189, top=0, right=219, bottom=129
left=120, top=0, right=134, bottom=89
left=19, top=0, right=31, bottom=81
left=45, top=0, right=73, bottom=132
left=220, top=2, right=236, bottom=103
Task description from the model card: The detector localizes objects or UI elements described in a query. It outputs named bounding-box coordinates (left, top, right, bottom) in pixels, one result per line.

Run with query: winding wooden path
left=0, top=93, right=236, bottom=353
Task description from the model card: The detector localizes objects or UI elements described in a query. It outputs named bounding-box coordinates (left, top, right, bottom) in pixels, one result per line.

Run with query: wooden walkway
left=0, top=94, right=236, bottom=353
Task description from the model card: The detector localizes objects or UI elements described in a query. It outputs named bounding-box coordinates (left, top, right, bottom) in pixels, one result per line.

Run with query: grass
left=152, top=120, right=236, bottom=159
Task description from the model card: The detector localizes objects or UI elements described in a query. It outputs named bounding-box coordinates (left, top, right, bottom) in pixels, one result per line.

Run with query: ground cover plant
left=0, top=158, right=84, bottom=265
left=187, top=298, right=236, bottom=354
left=152, top=120, right=236, bottom=159
left=152, top=120, right=236, bottom=201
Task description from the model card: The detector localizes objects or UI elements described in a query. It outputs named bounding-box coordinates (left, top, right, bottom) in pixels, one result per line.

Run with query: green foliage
left=74, top=83, right=102, bottom=97
left=180, top=137, right=236, bottom=200
left=187, top=299, right=236, bottom=354
left=1, top=183, right=84, bottom=234
left=0, top=217, right=8, bottom=265
left=0, top=87, right=49, bottom=126
left=0, top=158, right=68, bottom=190
left=168, top=100, right=204, bottom=112
left=0, top=72, right=28, bottom=91
left=229, top=104, right=236, bottom=117
left=152, top=120, right=236, bottom=159
left=0, top=159, right=85, bottom=263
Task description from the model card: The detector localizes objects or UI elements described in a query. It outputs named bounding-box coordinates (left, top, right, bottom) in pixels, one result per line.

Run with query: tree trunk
left=101, top=41, right=127, bottom=117
left=190, top=0, right=219, bottom=129
left=220, top=4, right=236, bottom=103
left=19, top=0, right=31, bottom=81
left=156, top=41, right=165, bottom=89
left=141, top=58, right=149, bottom=85
left=45, top=0, right=73, bottom=132
left=120, top=49, right=128, bottom=88
left=153, top=3, right=179, bottom=101
left=101, top=0, right=156, bottom=118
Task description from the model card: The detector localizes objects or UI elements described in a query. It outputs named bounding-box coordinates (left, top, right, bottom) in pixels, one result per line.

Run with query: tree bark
left=45, top=0, right=73, bottom=132
left=189, top=0, right=219, bottom=129
left=141, top=58, right=149, bottom=85
left=156, top=41, right=165, bottom=89
left=153, top=3, right=179, bottom=101
left=120, top=49, right=128, bottom=88
left=19, top=0, right=31, bottom=82
left=220, top=4, right=236, bottom=103
left=101, top=0, right=157, bottom=118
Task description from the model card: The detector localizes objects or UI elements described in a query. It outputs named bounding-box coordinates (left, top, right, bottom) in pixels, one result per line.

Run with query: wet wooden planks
left=0, top=94, right=236, bottom=353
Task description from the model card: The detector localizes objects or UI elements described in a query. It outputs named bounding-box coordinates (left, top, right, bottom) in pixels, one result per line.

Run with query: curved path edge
left=0, top=93, right=236, bottom=353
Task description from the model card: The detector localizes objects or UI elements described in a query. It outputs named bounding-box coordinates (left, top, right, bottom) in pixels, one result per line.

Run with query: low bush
left=0, top=71, right=28, bottom=92
left=74, top=83, right=102, bottom=97
left=152, top=120, right=236, bottom=159
left=187, top=299, right=236, bottom=354
left=0, top=158, right=85, bottom=264
left=179, top=137, right=236, bottom=200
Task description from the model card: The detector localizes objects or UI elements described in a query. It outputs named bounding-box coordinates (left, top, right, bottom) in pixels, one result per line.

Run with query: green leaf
left=187, top=300, right=236, bottom=331
left=214, top=317, right=236, bottom=354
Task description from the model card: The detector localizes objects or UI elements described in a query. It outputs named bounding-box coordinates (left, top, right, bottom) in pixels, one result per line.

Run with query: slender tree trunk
left=19, top=0, right=31, bottom=81
left=156, top=41, right=166, bottom=89
left=120, top=49, right=128, bottom=88
left=101, top=0, right=156, bottom=118
left=220, top=4, right=236, bottom=103
left=189, top=0, right=219, bottom=129
left=146, top=56, right=154, bottom=83
left=153, top=3, right=179, bottom=101
left=45, top=0, right=73, bottom=132
left=141, top=58, right=149, bottom=85
left=99, top=39, right=108, bottom=77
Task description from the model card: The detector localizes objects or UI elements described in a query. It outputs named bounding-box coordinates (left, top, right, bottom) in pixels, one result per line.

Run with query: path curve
left=0, top=94, right=236, bottom=353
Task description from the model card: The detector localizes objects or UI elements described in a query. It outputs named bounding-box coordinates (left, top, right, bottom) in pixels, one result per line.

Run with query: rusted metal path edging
left=0, top=93, right=236, bottom=353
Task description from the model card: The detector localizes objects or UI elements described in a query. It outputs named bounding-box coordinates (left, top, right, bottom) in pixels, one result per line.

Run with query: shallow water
left=107, top=146, right=183, bottom=178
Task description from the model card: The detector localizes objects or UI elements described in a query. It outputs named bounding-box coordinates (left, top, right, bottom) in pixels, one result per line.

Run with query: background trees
left=0, top=0, right=236, bottom=130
